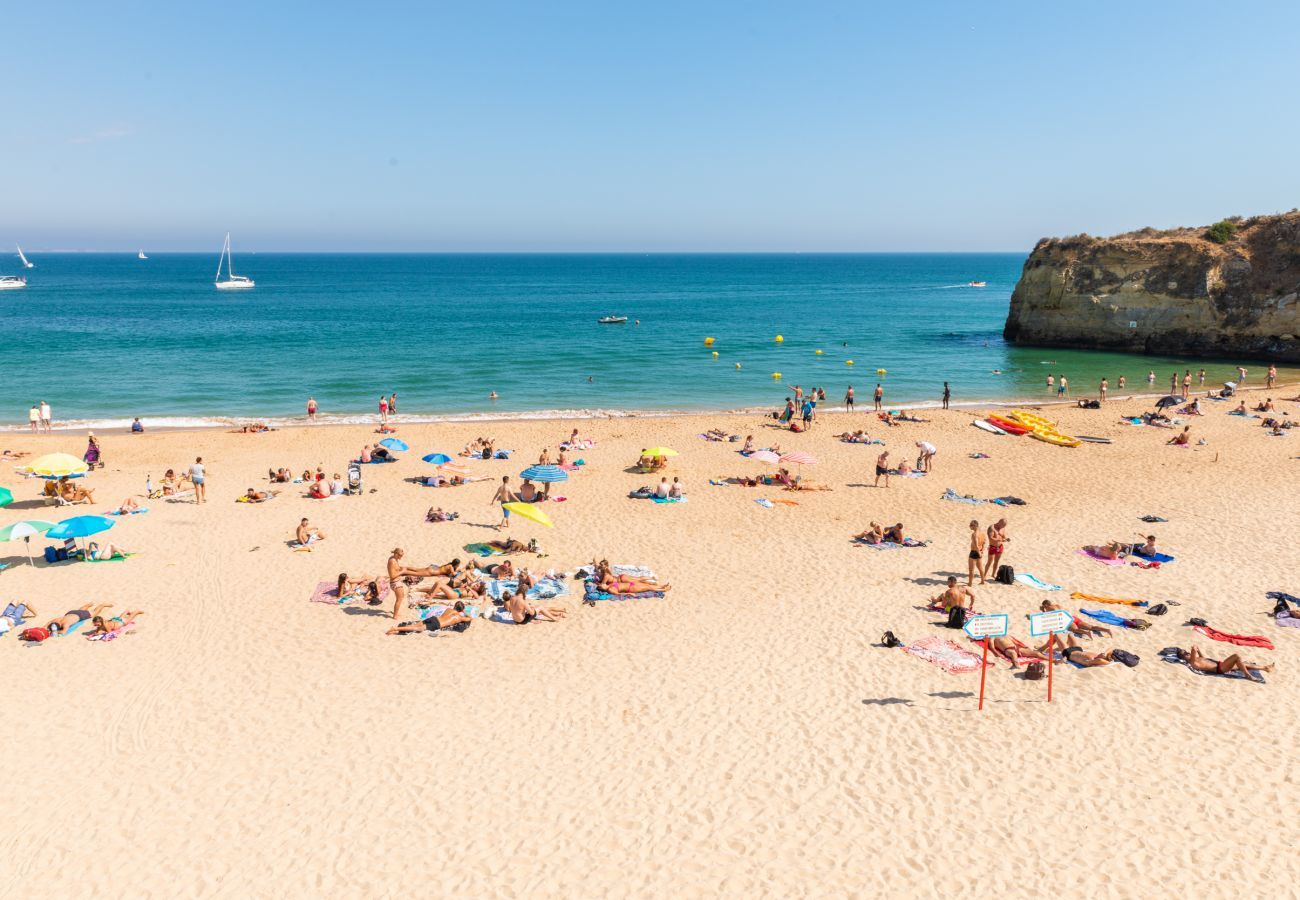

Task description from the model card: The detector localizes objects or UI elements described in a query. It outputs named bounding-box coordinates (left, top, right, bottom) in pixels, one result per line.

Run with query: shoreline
left=8, top=380, right=1295, bottom=437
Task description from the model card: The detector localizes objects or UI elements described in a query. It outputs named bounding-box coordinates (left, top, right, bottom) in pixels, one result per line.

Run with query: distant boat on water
left=214, top=232, right=254, bottom=290
left=0, top=275, right=27, bottom=290
left=16, top=245, right=33, bottom=269
left=598, top=315, right=628, bottom=324
left=138, top=250, right=148, bottom=260
left=968, top=280, right=987, bottom=287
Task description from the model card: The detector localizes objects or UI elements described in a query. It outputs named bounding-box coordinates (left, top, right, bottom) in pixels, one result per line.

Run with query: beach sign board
left=1029, top=609, right=1072, bottom=636
left=962, top=614, right=1009, bottom=640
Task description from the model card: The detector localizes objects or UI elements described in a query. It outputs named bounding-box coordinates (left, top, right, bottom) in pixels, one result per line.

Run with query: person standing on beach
left=39, top=400, right=51, bottom=433
left=873, top=384, right=883, bottom=411
left=378, top=395, right=389, bottom=425
left=941, top=382, right=950, bottom=409
left=1046, top=374, right=1054, bottom=393
left=389, top=393, right=398, bottom=415
left=1118, top=375, right=1126, bottom=390
left=1099, top=378, right=1108, bottom=403
left=306, top=397, right=318, bottom=423
left=28, top=404, right=39, bottom=434
left=984, top=518, right=1008, bottom=581
left=1267, top=365, right=1277, bottom=388
left=1198, top=368, right=1206, bottom=387
left=490, top=476, right=513, bottom=530
left=874, top=449, right=890, bottom=487
left=1058, top=377, right=1068, bottom=398
left=967, top=520, right=987, bottom=586
left=801, top=395, right=814, bottom=429
left=915, top=440, right=936, bottom=473
left=1182, top=370, right=1191, bottom=398
left=845, top=385, right=854, bottom=409
left=188, top=457, right=207, bottom=504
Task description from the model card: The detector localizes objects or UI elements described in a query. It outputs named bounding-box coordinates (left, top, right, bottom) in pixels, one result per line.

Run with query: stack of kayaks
left=983, top=414, right=1031, bottom=435
left=1007, top=410, right=1081, bottom=448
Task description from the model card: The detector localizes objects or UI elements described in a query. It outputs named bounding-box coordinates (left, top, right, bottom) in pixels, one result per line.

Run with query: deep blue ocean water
left=1, top=252, right=1282, bottom=429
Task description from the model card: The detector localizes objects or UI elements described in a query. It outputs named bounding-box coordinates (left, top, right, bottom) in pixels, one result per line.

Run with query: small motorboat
left=597, top=316, right=628, bottom=324
left=0, top=275, right=27, bottom=290
left=967, top=280, right=987, bottom=287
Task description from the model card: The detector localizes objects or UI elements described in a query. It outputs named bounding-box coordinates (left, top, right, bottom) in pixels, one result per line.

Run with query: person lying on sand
left=836, top=430, right=874, bottom=443
left=478, top=559, right=515, bottom=578
left=416, top=575, right=485, bottom=601
left=87, top=609, right=144, bottom=636
left=504, top=590, right=567, bottom=623
left=116, top=497, right=143, bottom=514
left=932, top=576, right=974, bottom=611
left=784, top=474, right=833, bottom=491
left=1176, top=646, right=1273, bottom=682
left=426, top=507, right=459, bottom=522
left=296, top=518, right=326, bottom=545
left=387, top=601, right=473, bottom=635
left=1087, top=541, right=1128, bottom=560
left=1040, top=599, right=1112, bottom=638
left=489, top=538, right=537, bottom=555
left=243, top=487, right=276, bottom=503
left=45, top=603, right=113, bottom=635
left=0, top=449, right=30, bottom=459
left=86, top=541, right=130, bottom=561
left=1053, top=635, right=1116, bottom=667
left=983, top=635, right=1049, bottom=668
left=594, top=560, right=669, bottom=594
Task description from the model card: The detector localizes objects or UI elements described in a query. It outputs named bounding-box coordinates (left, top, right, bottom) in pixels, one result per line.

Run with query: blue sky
left=6, top=0, right=1299, bottom=251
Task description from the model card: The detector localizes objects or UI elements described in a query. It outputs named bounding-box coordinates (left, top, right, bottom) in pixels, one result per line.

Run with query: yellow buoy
left=711, top=351, right=718, bottom=358
left=704, top=337, right=715, bottom=346
left=814, top=349, right=823, bottom=355
left=846, top=360, right=855, bottom=366
left=876, top=368, right=887, bottom=375
left=735, top=363, right=742, bottom=369
left=774, top=335, right=784, bottom=343
left=772, top=372, right=781, bottom=379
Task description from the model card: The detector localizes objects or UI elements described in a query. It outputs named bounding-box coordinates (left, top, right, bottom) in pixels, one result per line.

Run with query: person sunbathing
left=1233, top=401, right=1248, bottom=414
left=243, top=487, right=276, bottom=502
left=984, top=635, right=1049, bottom=668
left=1040, top=599, right=1111, bottom=638
left=1052, top=635, right=1116, bottom=667
left=515, top=567, right=539, bottom=592
left=86, top=541, right=130, bottom=561
left=387, top=601, right=473, bottom=635
left=741, top=435, right=755, bottom=453
left=308, top=480, right=330, bottom=499
left=488, top=537, right=536, bottom=554
left=336, top=573, right=378, bottom=600
left=1177, top=646, right=1272, bottom=682
left=1167, top=427, right=1191, bottom=445
left=46, top=603, right=112, bottom=635
left=855, top=522, right=886, bottom=544
left=785, top=475, right=832, bottom=491
left=884, top=523, right=905, bottom=543
left=115, top=497, right=143, bottom=514
left=268, top=468, right=292, bottom=483
left=1087, top=541, right=1127, bottom=560
left=479, top=559, right=515, bottom=578
left=87, top=609, right=144, bottom=636
left=416, top=577, right=474, bottom=601
left=654, top=477, right=670, bottom=498
left=59, top=477, right=95, bottom=504
left=426, top=507, right=458, bottom=522
left=159, top=469, right=181, bottom=495
left=517, top=480, right=540, bottom=503
left=1130, top=535, right=1158, bottom=557
left=669, top=477, right=684, bottom=498
left=504, top=590, right=567, bottom=623
left=1256, top=399, right=1276, bottom=412
left=896, top=459, right=913, bottom=476
left=0, top=449, right=30, bottom=459
left=296, top=518, right=326, bottom=545
left=594, top=560, right=668, bottom=594
left=932, top=577, right=974, bottom=611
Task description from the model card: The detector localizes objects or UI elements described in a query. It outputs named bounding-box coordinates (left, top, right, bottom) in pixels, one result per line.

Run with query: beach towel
left=487, top=606, right=519, bottom=623
left=754, top=498, right=774, bottom=508
left=1158, top=649, right=1265, bottom=683
left=86, top=623, right=135, bottom=642
left=0, top=564, right=9, bottom=574
left=652, top=496, right=687, bottom=504
left=1080, top=608, right=1129, bottom=627
left=856, top=538, right=929, bottom=550
left=1274, top=612, right=1300, bottom=630
left=941, top=488, right=984, bottom=505
left=904, top=636, right=990, bottom=674
left=81, top=552, right=137, bottom=563
left=1130, top=549, right=1175, bottom=564
left=465, top=543, right=505, bottom=557
left=1192, top=624, right=1274, bottom=650
left=1015, top=573, right=1062, bottom=591
left=573, top=564, right=655, bottom=580
left=1078, top=548, right=1126, bottom=567
left=107, top=507, right=149, bottom=516
left=1069, top=591, right=1147, bottom=608
left=583, top=578, right=665, bottom=602
left=1266, top=591, right=1300, bottom=605
left=486, top=578, right=569, bottom=602
left=309, top=579, right=392, bottom=605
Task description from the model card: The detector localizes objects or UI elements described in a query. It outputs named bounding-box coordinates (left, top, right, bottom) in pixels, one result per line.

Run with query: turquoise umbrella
left=47, top=515, right=115, bottom=540
left=379, top=438, right=408, bottom=452
left=0, top=486, right=12, bottom=507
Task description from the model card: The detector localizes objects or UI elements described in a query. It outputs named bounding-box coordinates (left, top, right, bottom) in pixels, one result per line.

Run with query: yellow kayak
left=1030, top=429, right=1081, bottom=448
left=1009, top=409, right=1057, bottom=430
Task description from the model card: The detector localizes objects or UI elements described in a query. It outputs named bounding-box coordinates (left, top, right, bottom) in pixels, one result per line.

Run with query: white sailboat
left=138, top=249, right=148, bottom=260
left=214, top=233, right=254, bottom=290
left=16, top=244, right=33, bottom=269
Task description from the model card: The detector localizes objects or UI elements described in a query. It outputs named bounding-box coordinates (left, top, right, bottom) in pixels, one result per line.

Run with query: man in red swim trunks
left=983, top=518, right=1008, bottom=580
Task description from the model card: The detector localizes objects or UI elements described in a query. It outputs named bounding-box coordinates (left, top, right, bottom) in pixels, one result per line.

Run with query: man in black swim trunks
left=873, top=450, right=890, bottom=488
left=387, top=601, right=472, bottom=635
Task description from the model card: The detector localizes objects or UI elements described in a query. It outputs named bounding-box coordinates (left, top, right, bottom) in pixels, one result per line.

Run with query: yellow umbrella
left=23, top=453, right=89, bottom=478
left=502, top=502, right=553, bottom=527
left=641, top=447, right=678, bottom=458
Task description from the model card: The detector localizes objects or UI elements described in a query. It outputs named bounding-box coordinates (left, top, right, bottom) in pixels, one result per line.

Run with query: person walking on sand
left=188, top=457, right=208, bottom=504
left=28, top=404, right=39, bottom=434
left=967, top=519, right=987, bottom=586
left=378, top=395, right=389, bottom=425
left=941, top=381, right=950, bottom=409
left=873, top=383, right=883, bottom=411
left=39, top=400, right=51, bottom=433
left=490, top=476, right=513, bottom=530
left=845, top=385, right=854, bottom=410
left=307, top=396, right=318, bottom=423
left=874, top=449, right=890, bottom=488
left=983, top=518, right=1008, bottom=580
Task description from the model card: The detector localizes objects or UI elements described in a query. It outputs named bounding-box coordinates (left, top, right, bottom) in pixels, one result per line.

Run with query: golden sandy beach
left=2, top=389, right=1298, bottom=897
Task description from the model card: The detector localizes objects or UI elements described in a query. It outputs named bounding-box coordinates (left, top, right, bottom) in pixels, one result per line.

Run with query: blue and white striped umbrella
left=519, top=464, right=568, bottom=483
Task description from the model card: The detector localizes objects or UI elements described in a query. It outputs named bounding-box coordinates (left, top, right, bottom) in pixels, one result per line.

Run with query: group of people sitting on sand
left=356, top=444, right=395, bottom=463
left=43, top=475, right=96, bottom=505
left=856, top=521, right=906, bottom=544
left=460, top=437, right=498, bottom=459
left=636, top=450, right=671, bottom=471
left=1088, top=534, right=1161, bottom=561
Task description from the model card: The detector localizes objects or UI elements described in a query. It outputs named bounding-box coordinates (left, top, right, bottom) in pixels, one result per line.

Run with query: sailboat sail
left=214, top=233, right=254, bottom=289
left=16, top=245, right=33, bottom=268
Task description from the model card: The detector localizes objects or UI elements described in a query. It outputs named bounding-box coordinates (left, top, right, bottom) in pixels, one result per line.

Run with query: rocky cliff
left=1003, top=212, right=1300, bottom=361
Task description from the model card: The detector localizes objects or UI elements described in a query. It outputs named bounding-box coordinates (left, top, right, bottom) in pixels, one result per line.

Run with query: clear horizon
left=6, top=1, right=1299, bottom=253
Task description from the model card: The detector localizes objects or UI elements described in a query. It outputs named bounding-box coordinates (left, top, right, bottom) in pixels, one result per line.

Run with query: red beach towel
left=1193, top=624, right=1274, bottom=650
left=905, top=636, right=990, bottom=674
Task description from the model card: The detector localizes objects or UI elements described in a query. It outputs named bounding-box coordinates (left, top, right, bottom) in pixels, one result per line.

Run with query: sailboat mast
left=216, top=233, right=228, bottom=282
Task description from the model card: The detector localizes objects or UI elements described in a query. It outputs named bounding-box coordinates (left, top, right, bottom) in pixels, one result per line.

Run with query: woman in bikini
left=336, top=573, right=379, bottom=601
left=45, top=603, right=113, bottom=635
left=594, top=560, right=670, bottom=594
left=87, top=610, right=144, bottom=636
left=504, top=590, right=566, bottom=623
left=855, top=522, right=886, bottom=544
left=1039, top=600, right=1112, bottom=638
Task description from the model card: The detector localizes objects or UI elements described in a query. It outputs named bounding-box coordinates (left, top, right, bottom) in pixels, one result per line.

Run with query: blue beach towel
left=1015, top=573, right=1062, bottom=591
left=1130, top=549, right=1175, bottom=563
left=1080, top=608, right=1128, bottom=627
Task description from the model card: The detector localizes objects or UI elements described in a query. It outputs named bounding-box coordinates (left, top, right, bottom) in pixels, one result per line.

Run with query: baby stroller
left=347, top=463, right=362, bottom=494
left=1221, top=381, right=1236, bottom=398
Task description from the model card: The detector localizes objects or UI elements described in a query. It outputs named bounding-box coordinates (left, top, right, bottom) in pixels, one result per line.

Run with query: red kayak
left=986, top=415, right=1031, bottom=435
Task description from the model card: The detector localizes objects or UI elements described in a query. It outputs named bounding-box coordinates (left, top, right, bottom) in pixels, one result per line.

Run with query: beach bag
left=1124, top=618, right=1152, bottom=631
left=1111, top=649, right=1140, bottom=668
left=1147, top=603, right=1168, bottom=616
left=20, top=627, right=50, bottom=642
left=44, top=546, right=59, bottom=564
left=1189, top=617, right=1208, bottom=627
left=880, top=630, right=902, bottom=649
left=995, top=565, right=1015, bottom=585
left=1024, top=662, right=1045, bottom=681
left=945, top=606, right=967, bottom=629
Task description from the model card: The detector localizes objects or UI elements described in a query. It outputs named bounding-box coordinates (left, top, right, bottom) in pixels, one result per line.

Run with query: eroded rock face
left=1003, top=213, right=1300, bottom=361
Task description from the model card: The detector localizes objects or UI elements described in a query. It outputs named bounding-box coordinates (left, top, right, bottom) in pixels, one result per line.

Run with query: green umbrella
left=0, top=486, right=12, bottom=507
left=0, top=519, right=56, bottom=565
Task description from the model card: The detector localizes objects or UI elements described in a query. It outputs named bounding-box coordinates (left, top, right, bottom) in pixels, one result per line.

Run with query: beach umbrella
left=0, top=519, right=55, bottom=565
left=501, top=502, right=554, bottom=528
left=747, top=450, right=781, bottom=465
left=779, top=451, right=818, bottom=466
left=47, top=515, right=115, bottom=541
left=1153, top=395, right=1182, bottom=410
left=422, top=452, right=453, bottom=465
left=23, top=453, right=89, bottom=478
left=641, top=447, right=678, bottom=458
left=0, top=486, right=11, bottom=507
left=519, top=464, right=568, bottom=483
left=379, top=438, right=408, bottom=452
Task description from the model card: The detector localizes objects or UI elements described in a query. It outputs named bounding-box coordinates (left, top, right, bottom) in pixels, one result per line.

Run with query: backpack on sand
left=995, top=565, right=1015, bottom=585
left=945, top=606, right=967, bottom=629
left=1024, top=662, right=1045, bottom=680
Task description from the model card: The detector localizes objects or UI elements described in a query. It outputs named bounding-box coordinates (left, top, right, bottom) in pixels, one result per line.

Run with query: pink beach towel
left=1078, top=548, right=1126, bottom=567
left=905, top=636, right=990, bottom=674
left=1193, top=624, right=1275, bottom=650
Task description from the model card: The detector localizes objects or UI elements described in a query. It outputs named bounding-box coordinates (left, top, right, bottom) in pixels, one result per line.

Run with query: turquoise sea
left=2, top=253, right=1287, bottom=429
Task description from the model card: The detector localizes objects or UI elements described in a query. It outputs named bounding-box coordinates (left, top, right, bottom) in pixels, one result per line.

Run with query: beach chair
left=347, top=464, right=362, bottom=493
